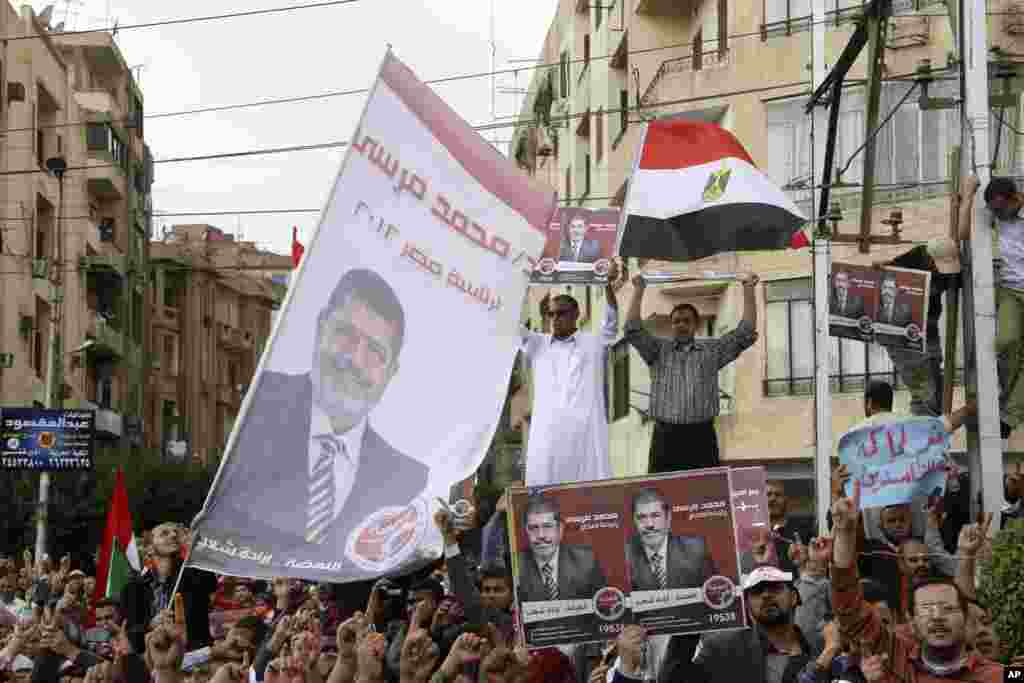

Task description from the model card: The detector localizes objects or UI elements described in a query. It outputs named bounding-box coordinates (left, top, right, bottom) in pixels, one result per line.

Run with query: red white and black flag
left=617, top=118, right=808, bottom=261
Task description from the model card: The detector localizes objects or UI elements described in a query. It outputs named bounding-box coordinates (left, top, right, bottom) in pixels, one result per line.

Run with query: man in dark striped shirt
left=624, top=273, right=759, bottom=472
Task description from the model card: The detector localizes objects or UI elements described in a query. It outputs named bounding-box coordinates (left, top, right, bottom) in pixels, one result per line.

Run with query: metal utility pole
left=811, top=0, right=832, bottom=534
left=35, top=157, right=67, bottom=563
left=960, top=0, right=1003, bottom=526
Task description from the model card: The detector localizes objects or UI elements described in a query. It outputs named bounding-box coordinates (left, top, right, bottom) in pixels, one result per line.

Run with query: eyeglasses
left=545, top=309, right=575, bottom=319
left=915, top=603, right=962, bottom=618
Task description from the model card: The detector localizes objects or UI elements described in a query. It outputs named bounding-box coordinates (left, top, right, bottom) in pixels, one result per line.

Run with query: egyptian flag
left=94, top=468, right=141, bottom=602
left=291, top=226, right=305, bottom=268
left=618, top=119, right=808, bottom=261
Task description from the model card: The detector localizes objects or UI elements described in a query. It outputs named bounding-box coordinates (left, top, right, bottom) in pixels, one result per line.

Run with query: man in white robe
left=520, top=261, right=622, bottom=486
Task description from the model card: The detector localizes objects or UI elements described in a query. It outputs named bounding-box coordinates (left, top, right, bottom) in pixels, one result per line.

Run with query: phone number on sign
left=1, top=457, right=91, bottom=470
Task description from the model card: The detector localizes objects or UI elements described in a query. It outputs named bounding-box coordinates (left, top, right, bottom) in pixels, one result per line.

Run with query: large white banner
left=187, top=53, right=554, bottom=582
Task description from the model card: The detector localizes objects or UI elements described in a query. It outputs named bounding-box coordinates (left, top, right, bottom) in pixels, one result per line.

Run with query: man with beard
left=120, top=522, right=217, bottom=651
left=625, top=488, right=717, bottom=591
left=559, top=213, right=603, bottom=263
left=610, top=566, right=822, bottom=682
left=515, top=496, right=607, bottom=603
left=829, top=487, right=1004, bottom=683
left=209, top=268, right=428, bottom=560
left=875, top=273, right=913, bottom=328
left=831, top=270, right=866, bottom=319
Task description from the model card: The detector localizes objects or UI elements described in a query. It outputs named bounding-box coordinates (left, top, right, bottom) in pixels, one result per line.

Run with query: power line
left=5, top=0, right=360, bottom=42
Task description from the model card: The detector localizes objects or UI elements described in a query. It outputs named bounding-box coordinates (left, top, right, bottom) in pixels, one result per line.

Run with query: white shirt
left=307, top=404, right=366, bottom=524
left=996, top=215, right=1024, bottom=292
left=520, top=305, right=618, bottom=486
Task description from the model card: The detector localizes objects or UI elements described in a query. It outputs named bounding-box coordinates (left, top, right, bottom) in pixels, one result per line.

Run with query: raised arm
left=958, top=174, right=980, bottom=241
left=623, top=275, right=660, bottom=365
left=741, top=273, right=759, bottom=329
left=599, top=260, right=622, bottom=346
left=953, top=515, right=992, bottom=601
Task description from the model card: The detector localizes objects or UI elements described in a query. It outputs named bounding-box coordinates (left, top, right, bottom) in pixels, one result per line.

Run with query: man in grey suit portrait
left=515, top=496, right=607, bottom=602
left=876, top=272, right=914, bottom=327
left=830, top=270, right=866, bottom=319
left=626, top=488, right=719, bottom=591
left=207, top=268, right=428, bottom=560
left=558, top=213, right=603, bottom=263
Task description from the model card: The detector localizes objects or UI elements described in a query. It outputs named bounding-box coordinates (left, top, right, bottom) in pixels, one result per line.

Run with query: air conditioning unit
left=98, top=219, right=114, bottom=242
left=18, top=315, right=33, bottom=339
left=31, top=258, right=49, bottom=279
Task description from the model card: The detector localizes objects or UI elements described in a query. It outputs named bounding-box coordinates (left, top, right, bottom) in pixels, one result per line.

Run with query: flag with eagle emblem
left=617, top=118, right=809, bottom=261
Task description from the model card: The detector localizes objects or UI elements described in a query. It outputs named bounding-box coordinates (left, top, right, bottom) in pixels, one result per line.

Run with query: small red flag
left=291, top=226, right=305, bottom=268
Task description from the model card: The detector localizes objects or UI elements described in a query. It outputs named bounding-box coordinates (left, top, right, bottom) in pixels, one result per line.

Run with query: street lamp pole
left=35, top=156, right=67, bottom=563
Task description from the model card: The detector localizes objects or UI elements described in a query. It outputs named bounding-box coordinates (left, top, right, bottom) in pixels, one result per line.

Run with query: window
left=763, top=0, right=811, bottom=37
left=565, top=165, right=572, bottom=203
left=559, top=51, right=571, bottom=98
left=85, top=123, right=129, bottom=171
left=163, top=333, right=179, bottom=375
left=596, top=108, right=604, bottom=163
left=608, top=341, right=630, bottom=421
left=583, top=35, right=591, bottom=73
left=33, top=296, right=49, bottom=381
left=692, top=28, right=703, bottom=70
left=718, top=0, right=729, bottom=55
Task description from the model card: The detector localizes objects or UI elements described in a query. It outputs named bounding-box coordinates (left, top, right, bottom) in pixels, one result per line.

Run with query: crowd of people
left=0, top=174, right=1021, bottom=683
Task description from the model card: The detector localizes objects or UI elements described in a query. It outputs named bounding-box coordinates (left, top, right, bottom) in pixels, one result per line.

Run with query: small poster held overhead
left=829, top=262, right=931, bottom=353
left=531, top=207, right=620, bottom=284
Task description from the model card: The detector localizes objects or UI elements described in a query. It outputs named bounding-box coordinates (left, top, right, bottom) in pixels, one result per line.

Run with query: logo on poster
left=702, top=575, right=737, bottom=610
left=346, top=498, right=428, bottom=572
left=593, top=587, right=626, bottom=621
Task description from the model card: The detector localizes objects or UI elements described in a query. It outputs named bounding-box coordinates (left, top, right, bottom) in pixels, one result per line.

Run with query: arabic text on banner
left=507, top=468, right=746, bottom=648
left=531, top=207, right=620, bottom=285
left=187, top=51, right=553, bottom=583
left=729, top=467, right=776, bottom=580
left=838, top=416, right=951, bottom=509
left=0, top=408, right=95, bottom=471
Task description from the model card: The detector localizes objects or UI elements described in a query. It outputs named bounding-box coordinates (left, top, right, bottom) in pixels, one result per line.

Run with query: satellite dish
left=52, top=22, right=64, bottom=32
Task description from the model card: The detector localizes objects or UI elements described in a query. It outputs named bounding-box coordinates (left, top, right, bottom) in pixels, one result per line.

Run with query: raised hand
left=440, top=632, right=485, bottom=678
left=213, top=651, right=251, bottom=683
left=861, top=653, right=889, bottom=682
left=957, top=513, right=993, bottom=557
left=808, top=536, right=833, bottom=566
left=356, top=631, right=387, bottom=682
left=400, top=627, right=440, bottom=683
left=787, top=532, right=807, bottom=566
left=831, top=479, right=860, bottom=534
left=631, top=273, right=646, bottom=291
left=750, top=527, right=773, bottom=565
left=831, top=465, right=851, bottom=503
left=145, top=623, right=184, bottom=673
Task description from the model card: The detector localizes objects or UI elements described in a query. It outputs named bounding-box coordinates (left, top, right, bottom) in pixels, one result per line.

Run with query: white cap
left=742, top=566, right=793, bottom=591
left=926, top=237, right=961, bottom=274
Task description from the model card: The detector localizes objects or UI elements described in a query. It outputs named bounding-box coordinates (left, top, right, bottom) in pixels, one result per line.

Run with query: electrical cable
left=836, top=81, right=920, bottom=180
left=4, top=1, right=360, bottom=42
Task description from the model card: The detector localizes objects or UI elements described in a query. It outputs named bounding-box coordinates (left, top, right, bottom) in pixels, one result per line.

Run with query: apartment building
left=148, top=224, right=291, bottom=465
left=0, top=5, right=153, bottom=460
left=511, top=0, right=1024, bottom=496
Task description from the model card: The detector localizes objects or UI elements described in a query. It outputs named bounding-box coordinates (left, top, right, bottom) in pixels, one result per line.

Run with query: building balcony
left=153, top=305, right=180, bottom=331
left=74, top=89, right=125, bottom=120
left=86, top=163, right=126, bottom=200
left=85, top=319, right=123, bottom=361
left=57, top=32, right=127, bottom=78
left=79, top=253, right=126, bottom=278
left=634, top=0, right=695, bottom=16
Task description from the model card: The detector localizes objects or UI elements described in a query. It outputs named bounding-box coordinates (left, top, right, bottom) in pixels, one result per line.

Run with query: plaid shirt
left=624, top=319, right=756, bottom=424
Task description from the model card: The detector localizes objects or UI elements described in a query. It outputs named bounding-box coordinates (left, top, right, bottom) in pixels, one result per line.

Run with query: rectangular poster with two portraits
left=186, top=51, right=554, bottom=582
left=507, top=467, right=772, bottom=648
left=829, top=262, right=931, bottom=353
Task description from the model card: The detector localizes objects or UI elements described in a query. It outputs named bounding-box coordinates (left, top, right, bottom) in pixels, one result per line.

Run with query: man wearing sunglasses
left=213, top=268, right=428, bottom=560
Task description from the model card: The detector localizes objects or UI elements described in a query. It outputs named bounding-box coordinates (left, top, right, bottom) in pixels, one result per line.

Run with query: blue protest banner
left=838, top=416, right=950, bottom=509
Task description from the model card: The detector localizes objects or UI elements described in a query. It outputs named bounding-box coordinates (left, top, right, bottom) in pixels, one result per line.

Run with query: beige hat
left=926, top=237, right=960, bottom=274
left=742, top=565, right=794, bottom=591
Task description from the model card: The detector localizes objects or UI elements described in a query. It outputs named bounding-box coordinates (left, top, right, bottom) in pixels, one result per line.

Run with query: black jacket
left=119, top=564, right=218, bottom=650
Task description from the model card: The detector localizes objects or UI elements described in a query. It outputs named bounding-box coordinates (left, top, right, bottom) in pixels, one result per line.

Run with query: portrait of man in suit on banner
left=515, top=496, right=608, bottom=603
left=876, top=272, right=914, bottom=327
left=211, top=268, right=429, bottom=558
left=558, top=213, right=603, bottom=263
left=625, top=488, right=719, bottom=592
left=830, top=269, right=866, bottom=319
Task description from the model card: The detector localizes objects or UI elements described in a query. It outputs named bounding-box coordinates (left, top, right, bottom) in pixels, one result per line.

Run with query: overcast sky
left=27, top=0, right=555, bottom=254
